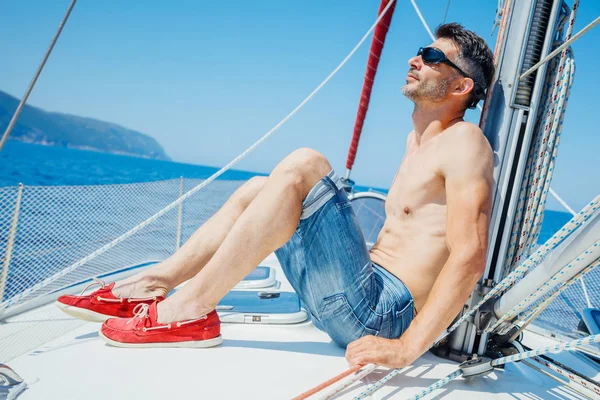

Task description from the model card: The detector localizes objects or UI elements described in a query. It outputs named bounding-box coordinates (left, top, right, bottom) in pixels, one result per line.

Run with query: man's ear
left=454, top=77, right=474, bottom=96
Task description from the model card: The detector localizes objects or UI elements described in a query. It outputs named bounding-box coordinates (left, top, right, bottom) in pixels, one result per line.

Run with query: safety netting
left=0, top=179, right=243, bottom=313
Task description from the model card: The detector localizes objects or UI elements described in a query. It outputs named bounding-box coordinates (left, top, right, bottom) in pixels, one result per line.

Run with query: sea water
left=1, top=141, right=591, bottom=336
left=0, top=140, right=573, bottom=243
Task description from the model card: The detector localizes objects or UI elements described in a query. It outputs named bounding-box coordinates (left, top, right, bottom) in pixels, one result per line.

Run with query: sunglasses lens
left=421, top=47, right=445, bottom=64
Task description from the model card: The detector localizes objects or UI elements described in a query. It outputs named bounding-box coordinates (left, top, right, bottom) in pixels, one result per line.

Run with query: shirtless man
left=57, top=23, right=495, bottom=369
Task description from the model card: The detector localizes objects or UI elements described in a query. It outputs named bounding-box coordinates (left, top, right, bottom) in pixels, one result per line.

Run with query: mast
left=343, top=0, right=397, bottom=190
left=444, top=0, right=572, bottom=359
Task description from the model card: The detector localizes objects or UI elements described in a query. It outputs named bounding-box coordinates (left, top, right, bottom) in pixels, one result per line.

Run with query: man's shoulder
left=445, top=121, right=485, bottom=142
left=441, top=122, right=493, bottom=174
left=443, top=122, right=492, bottom=156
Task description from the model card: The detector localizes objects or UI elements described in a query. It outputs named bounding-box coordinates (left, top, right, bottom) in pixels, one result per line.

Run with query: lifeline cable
left=1, top=0, right=397, bottom=311
left=0, top=0, right=78, bottom=152
left=520, top=16, right=600, bottom=80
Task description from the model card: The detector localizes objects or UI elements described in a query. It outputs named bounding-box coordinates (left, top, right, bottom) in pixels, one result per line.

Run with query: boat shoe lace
left=81, top=277, right=160, bottom=303
left=80, top=277, right=106, bottom=295
left=126, top=303, right=208, bottom=332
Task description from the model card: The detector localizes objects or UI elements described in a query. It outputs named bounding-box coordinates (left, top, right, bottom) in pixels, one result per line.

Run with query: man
left=57, top=23, right=495, bottom=369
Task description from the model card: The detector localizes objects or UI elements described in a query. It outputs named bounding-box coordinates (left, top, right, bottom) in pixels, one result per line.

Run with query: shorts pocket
left=319, top=293, right=379, bottom=348
left=391, top=300, right=414, bottom=338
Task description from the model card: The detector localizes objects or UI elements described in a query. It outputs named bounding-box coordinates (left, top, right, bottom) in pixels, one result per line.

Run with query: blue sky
left=1, top=0, right=599, bottom=211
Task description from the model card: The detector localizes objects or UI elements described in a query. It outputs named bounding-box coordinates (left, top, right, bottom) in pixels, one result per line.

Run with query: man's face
left=402, top=38, right=461, bottom=105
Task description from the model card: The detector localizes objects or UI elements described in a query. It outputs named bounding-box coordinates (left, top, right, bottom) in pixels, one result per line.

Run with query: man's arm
left=346, top=125, right=493, bottom=368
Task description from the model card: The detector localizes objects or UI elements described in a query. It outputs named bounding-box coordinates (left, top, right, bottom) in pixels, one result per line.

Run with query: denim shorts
left=274, top=170, right=415, bottom=348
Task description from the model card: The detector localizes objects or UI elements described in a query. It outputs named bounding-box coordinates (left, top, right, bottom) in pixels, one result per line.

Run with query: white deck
left=4, top=254, right=597, bottom=399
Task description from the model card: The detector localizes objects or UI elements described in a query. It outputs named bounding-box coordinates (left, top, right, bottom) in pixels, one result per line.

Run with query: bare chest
left=385, top=149, right=446, bottom=219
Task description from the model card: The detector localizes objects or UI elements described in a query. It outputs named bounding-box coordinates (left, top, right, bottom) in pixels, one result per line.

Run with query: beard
left=402, top=75, right=451, bottom=104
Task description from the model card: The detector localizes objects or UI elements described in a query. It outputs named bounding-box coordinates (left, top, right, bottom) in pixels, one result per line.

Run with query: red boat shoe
left=99, top=302, right=222, bottom=348
left=56, top=278, right=164, bottom=322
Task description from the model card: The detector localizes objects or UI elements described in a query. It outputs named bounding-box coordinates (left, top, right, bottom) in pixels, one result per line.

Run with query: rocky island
left=0, top=90, right=170, bottom=160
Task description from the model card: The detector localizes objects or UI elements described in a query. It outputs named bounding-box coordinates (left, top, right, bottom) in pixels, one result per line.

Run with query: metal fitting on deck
left=459, top=355, right=494, bottom=377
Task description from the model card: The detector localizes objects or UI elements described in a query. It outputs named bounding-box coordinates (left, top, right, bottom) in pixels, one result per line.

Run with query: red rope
left=292, top=364, right=363, bottom=400
left=345, top=0, right=397, bottom=171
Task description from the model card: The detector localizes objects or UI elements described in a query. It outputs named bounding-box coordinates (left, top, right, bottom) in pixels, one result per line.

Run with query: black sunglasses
left=417, top=47, right=485, bottom=106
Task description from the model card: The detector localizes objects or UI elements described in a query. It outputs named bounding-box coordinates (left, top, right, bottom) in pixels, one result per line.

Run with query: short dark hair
left=435, top=23, right=495, bottom=109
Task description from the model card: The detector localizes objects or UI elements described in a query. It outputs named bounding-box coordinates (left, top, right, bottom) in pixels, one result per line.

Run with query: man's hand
left=345, top=336, right=418, bottom=368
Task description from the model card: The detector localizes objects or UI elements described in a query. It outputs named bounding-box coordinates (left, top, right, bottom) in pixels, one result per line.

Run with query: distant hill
left=0, top=90, right=170, bottom=160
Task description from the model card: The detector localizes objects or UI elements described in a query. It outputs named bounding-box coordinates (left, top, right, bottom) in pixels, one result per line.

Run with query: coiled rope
left=505, top=3, right=580, bottom=273
left=1, top=0, right=397, bottom=311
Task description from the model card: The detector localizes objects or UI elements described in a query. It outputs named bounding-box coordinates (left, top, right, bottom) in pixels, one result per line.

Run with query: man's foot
left=56, top=278, right=165, bottom=322
left=99, top=302, right=222, bottom=348
left=111, top=272, right=170, bottom=300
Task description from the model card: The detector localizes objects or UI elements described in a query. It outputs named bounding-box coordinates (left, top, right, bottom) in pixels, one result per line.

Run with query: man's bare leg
left=112, top=176, right=267, bottom=299
left=156, top=148, right=332, bottom=323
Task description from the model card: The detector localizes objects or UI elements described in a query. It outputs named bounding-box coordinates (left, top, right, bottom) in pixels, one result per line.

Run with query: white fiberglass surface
left=6, top=254, right=593, bottom=399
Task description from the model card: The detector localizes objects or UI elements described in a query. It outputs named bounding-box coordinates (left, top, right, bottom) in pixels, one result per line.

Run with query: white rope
left=319, top=364, right=377, bottom=400
left=510, top=256, right=600, bottom=336
left=489, top=244, right=600, bottom=332
left=409, top=0, right=435, bottom=41
left=506, top=51, right=576, bottom=270
left=408, top=0, right=483, bottom=112
left=549, top=188, right=577, bottom=216
left=579, top=274, right=592, bottom=309
left=442, top=0, right=451, bottom=25
left=520, top=16, right=600, bottom=80
left=546, top=189, right=592, bottom=308
left=490, top=334, right=600, bottom=366
left=504, top=0, right=577, bottom=286
left=406, top=370, right=462, bottom=400
left=505, top=1, right=585, bottom=273
left=352, top=367, right=400, bottom=399
left=0, top=0, right=398, bottom=311
left=352, top=368, right=463, bottom=400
